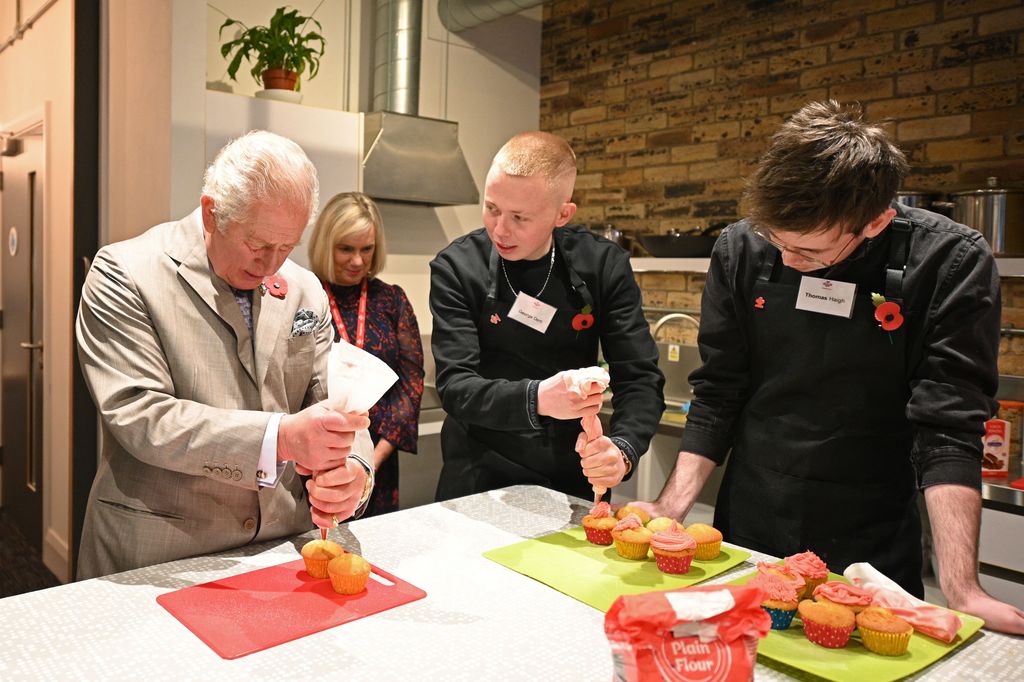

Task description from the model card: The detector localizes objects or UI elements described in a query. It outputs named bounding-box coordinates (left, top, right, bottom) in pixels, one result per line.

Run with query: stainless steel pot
left=896, top=190, right=954, bottom=218
left=896, top=190, right=942, bottom=209
left=949, top=177, right=1024, bottom=256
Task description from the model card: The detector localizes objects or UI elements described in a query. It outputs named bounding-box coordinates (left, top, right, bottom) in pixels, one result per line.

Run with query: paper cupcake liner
left=583, top=525, right=613, bottom=545
left=613, top=538, right=650, bottom=560
left=803, top=619, right=855, bottom=649
left=762, top=606, right=797, bottom=630
left=694, top=540, right=721, bottom=561
left=653, top=550, right=694, bottom=574
left=329, top=571, right=369, bottom=595
left=860, top=627, right=912, bottom=656
left=303, top=557, right=330, bottom=579
left=801, top=576, right=827, bottom=598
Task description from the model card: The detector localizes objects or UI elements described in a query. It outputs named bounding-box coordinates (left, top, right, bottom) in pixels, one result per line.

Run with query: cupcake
left=748, top=562, right=803, bottom=630
left=615, top=505, right=652, bottom=524
left=327, top=552, right=372, bottom=595
left=300, top=539, right=345, bottom=579
left=649, top=527, right=697, bottom=574
left=647, top=516, right=683, bottom=533
left=611, top=513, right=654, bottom=560
left=857, top=606, right=913, bottom=656
left=798, top=599, right=856, bottom=649
left=582, top=501, right=617, bottom=545
left=812, top=580, right=873, bottom=614
left=783, top=550, right=829, bottom=598
left=685, top=523, right=723, bottom=560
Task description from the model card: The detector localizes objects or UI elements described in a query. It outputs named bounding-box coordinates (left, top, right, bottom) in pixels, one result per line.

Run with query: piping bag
left=318, top=339, right=399, bottom=539
left=563, top=367, right=611, bottom=506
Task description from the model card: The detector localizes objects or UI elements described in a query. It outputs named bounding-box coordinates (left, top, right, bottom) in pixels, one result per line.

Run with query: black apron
left=715, top=219, right=925, bottom=597
left=436, top=246, right=602, bottom=501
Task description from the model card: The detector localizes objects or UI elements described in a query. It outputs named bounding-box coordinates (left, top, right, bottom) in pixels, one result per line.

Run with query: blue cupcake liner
left=762, top=605, right=797, bottom=630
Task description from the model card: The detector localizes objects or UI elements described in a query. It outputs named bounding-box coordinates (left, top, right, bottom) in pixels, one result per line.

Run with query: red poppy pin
left=871, top=293, right=903, bottom=336
left=261, top=274, right=288, bottom=299
left=754, top=296, right=765, bottom=310
left=572, top=304, right=595, bottom=331
left=490, top=313, right=501, bottom=325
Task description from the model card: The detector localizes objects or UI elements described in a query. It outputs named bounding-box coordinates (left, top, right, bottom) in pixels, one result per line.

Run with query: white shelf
left=631, top=257, right=1024, bottom=277
left=997, top=259, right=1024, bottom=277
left=630, top=258, right=710, bottom=273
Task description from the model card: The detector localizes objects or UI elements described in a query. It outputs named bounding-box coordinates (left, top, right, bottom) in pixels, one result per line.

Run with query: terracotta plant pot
left=261, top=68, right=298, bottom=91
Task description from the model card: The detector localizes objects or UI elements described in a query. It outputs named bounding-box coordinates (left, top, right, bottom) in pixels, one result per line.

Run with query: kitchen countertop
left=1, top=485, right=1020, bottom=680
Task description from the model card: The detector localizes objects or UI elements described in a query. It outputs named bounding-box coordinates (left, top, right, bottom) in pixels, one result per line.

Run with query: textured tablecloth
left=0, top=485, right=1020, bottom=680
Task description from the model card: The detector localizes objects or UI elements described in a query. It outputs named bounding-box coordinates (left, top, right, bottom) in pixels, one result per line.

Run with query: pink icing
left=649, top=528, right=696, bottom=553
left=748, top=571, right=801, bottom=603
left=613, top=513, right=644, bottom=532
left=589, top=501, right=612, bottom=518
left=755, top=562, right=806, bottom=591
left=784, top=550, right=828, bottom=579
left=812, top=581, right=874, bottom=607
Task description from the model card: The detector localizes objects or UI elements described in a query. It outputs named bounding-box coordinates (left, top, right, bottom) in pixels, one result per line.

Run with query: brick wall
left=540, top=0, right=1024, bottom=375
left=541, top=0, right=1024, bottom=235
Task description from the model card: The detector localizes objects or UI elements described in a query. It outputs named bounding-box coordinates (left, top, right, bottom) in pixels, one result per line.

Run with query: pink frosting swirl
left=755, top=562, right=805, bottom=589
left=749, top=571, right=801, bottom=603
left=589, top=501, right=612, bottom=518
left=649, top=528, right=696, bottom=553
left=613, top=513, right=644, bottom=532
left=812, top=581, right=873, bottom=607
left=784, top=550, right=828, bottom=579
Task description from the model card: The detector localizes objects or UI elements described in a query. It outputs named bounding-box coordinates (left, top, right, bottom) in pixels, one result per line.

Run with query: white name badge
left=794, top=276, right=857, bottom=318
left=508, top=292, right=557, bottom=333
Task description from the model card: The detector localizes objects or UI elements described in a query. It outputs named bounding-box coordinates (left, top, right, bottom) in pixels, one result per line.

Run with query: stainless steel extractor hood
left=362, top=111, right=479, bottom=206
left=361, top=1, right=479, bottom=207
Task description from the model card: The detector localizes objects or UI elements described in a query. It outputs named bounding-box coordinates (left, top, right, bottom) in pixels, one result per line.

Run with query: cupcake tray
left=156, top=559, right=426, bottom=659
left=728, top=569, right=984, bottom=682
left=483, top=525, right=750, bottom=612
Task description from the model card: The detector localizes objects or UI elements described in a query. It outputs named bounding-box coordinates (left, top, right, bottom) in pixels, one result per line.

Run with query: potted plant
left=219, top=6, right=326, bottom=93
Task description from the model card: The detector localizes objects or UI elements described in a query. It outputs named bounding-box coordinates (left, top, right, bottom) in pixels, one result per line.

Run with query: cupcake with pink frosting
left=783, top=550, right=829, bottom=598
left=649, top=527, right=697, bottom=574
left=812, top=580, right=873, bottom=614
left=748, top=562, right=805, bottom=630
left=611, top=513, right=653, bottom=560
left=582, top=501, right=617, bottom=545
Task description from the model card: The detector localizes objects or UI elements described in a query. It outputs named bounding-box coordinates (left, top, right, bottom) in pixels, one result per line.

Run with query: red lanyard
left=324, top=278, right=368, bottom=348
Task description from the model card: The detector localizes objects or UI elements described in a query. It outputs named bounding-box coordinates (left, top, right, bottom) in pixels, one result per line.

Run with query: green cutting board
left=729, top=568, right=984, bottom=682
left=483, top=525, right=750, bottom=612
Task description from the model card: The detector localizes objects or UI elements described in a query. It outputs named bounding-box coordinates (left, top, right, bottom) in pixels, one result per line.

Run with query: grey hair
left=201, top=130, right=320, bottom=231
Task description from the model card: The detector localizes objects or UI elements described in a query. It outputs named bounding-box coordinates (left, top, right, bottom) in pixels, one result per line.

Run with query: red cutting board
left=157, top=559, right=426, bottom=659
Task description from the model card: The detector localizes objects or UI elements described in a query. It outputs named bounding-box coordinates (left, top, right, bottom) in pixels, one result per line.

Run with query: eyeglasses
left=751, top=226, right=860, bottom=269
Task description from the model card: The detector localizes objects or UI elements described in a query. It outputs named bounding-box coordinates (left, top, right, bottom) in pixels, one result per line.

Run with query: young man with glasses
left=634, top=101, right=1024, bottom=634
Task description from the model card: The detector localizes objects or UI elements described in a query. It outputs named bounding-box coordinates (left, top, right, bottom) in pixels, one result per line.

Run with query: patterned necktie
left=231, top=287, right=254, bottom=333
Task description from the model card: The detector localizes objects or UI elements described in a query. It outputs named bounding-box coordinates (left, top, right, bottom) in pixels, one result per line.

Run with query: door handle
left=19, top=341, right=43, bottom=350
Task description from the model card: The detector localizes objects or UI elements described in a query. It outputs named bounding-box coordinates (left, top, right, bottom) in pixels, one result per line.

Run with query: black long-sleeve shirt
left=680, top=204, right=1000, bottom=491
left=430, top=225, right=665, bottom=470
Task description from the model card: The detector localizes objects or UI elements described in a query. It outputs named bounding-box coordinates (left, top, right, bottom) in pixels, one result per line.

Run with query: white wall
left=0, top=0, right=75, bottom=581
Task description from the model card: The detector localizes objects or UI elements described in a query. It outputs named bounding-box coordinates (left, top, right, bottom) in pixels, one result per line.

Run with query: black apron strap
left=884, top=217, right=913, bottom=301
left=758, top=248, right=777, bottom=282
left=486, top=247, right=500, bottom=302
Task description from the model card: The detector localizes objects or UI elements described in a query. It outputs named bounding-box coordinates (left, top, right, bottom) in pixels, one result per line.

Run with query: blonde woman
left=308, top=192, right=424, bottom=515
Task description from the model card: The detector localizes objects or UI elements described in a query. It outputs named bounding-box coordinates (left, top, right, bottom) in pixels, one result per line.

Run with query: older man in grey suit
left=76, top=131, right=373, bottom=579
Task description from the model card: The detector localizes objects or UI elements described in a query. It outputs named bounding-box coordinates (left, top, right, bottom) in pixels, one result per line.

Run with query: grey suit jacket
left=76, top=209, right=334, bottom=579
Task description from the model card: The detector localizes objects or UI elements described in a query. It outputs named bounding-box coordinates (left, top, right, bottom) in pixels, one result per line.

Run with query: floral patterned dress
left=326, top=278, right=424, bottom=516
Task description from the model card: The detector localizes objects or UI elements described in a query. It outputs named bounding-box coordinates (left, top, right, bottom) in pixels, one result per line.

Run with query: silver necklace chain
left=501, top=243, right=555, bottom=298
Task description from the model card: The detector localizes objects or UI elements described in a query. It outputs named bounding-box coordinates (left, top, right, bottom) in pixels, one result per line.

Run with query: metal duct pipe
left=372, top=0, right=422, bottom=114
left=438, top=0, right=544, bottom=32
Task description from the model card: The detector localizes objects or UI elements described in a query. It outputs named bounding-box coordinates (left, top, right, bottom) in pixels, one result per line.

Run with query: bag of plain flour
left=604, top=584, right=770, bottom=682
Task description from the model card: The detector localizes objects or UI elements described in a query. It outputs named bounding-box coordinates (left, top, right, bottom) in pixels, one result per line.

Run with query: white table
left=0, top=485, right=1020, bottom=680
